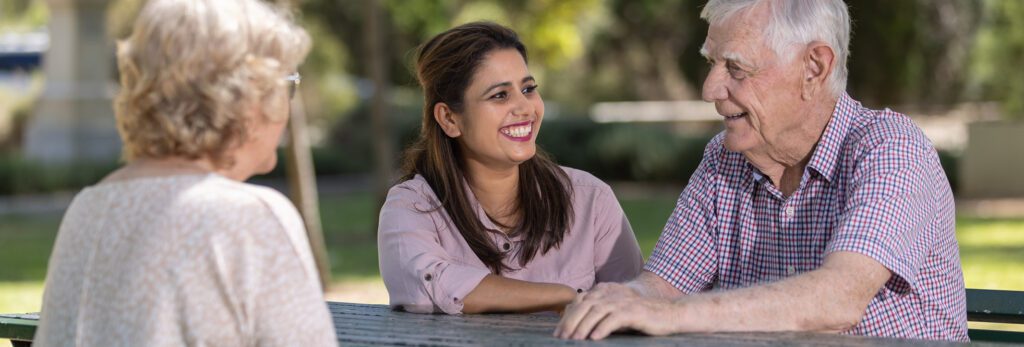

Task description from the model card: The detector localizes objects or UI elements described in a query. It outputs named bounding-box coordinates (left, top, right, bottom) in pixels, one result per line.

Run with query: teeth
left=726, top=112, right=747, bottom=118
left=501, top=124, right=532, bottom=138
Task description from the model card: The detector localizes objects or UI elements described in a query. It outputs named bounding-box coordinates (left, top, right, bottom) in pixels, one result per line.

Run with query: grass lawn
left=2, top=190, right=1023, bottom=316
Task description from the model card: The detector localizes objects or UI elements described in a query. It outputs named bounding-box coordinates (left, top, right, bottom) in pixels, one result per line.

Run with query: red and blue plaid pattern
left=645, top=93, right=968, bottom=341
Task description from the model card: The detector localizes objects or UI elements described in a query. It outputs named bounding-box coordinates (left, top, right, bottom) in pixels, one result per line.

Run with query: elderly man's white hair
left=701, top=0, right=850, bottom=96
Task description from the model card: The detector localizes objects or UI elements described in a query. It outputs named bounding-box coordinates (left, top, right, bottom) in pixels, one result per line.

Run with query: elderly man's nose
left=702, top=71, right=727, bottom=103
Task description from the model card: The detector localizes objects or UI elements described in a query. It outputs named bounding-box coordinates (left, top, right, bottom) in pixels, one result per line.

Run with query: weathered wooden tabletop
left=328, top=302, right=980, bottom=346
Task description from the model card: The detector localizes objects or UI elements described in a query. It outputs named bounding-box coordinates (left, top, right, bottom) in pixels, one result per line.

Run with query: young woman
left=378, top=22, right=643, bottom=315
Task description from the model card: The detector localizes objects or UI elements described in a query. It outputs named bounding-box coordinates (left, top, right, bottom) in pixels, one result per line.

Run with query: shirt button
left=785, top=206, right=795, bottom=217
left=502, top=243, right=511, bottom=251
left=786, top=266, right=796, bottom=275
left=424, top=273, right=433, bottom=281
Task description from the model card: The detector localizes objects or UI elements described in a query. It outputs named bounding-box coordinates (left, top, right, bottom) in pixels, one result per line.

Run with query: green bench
left=2, top=289, right=1023, bottom=345
left=0, top=313, right=36, bottom=347
left=966, top=289, right=1024, bottom=343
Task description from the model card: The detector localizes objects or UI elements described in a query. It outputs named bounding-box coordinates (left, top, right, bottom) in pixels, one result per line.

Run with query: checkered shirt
left=644, top=93, right=968, bottom=341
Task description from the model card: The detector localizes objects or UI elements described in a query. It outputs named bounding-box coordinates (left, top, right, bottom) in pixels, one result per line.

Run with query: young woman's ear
left=434, top=102, right=462, bottom=138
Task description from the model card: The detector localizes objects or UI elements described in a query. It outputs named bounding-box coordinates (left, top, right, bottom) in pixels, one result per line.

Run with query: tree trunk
left=365, top=0, right=396, bottom=234
left=276, top=0, right=331, bottom=291
left=285, top=94, right=332, bottom=291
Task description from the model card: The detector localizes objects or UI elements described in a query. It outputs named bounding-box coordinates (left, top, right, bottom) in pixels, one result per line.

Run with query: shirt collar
left=806, top=92, right=859, bottom=184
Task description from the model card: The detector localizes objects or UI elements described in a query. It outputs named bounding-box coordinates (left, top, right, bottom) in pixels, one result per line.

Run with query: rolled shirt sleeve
left=377, top=184, right=490, bottom=314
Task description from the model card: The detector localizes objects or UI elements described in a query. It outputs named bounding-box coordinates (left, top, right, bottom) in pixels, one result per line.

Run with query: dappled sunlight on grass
left=0, top=281, right=43, bottom=313
left=957, top=218, right=1024, bottom=246
left=325, top=276, right=388, bottom=305
left=957, top=217, right=1024, bottom=290
left=962, top=261, right=1024, bottom=290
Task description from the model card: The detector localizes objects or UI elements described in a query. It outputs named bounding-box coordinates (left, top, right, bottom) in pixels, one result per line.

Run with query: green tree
left=846, top=0, right=981, bottom=111
left=586, top=0, right=706, bottom=102
left=0, top=0, right=47, bottom=30
left=970, top=0, right=1024, bottom=119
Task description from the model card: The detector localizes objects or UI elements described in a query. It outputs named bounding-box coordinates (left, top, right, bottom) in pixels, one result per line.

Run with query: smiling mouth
left=724, top=112, right=748, bottom=121
left=500, top=122, right=533, bottom=141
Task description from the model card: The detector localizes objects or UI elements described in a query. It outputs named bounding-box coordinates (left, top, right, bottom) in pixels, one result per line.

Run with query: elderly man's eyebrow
left=699, top=43, right=710, bottom=59
left=700, top=43, right=754, bottom=69
left=722, top=51, right=753, bottom=68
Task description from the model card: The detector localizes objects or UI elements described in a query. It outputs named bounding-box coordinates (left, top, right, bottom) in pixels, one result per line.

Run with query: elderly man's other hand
left=554, top=282, right=680, bottom=340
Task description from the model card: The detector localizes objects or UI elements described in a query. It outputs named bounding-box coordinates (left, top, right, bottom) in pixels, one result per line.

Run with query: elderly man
left=555, top=0, right=967, bottom=342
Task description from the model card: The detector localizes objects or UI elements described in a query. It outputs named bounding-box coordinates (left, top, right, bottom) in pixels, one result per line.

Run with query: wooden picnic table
left=4, top=301, right=1014, bottom=346
left=328, top=302, right=980, bottom=346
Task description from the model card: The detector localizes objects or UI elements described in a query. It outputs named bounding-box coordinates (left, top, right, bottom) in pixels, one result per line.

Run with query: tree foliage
left=0, top=0, right=47, bottom=31
left=22, top=0, right=1024, bottom=121
left=970, top=0, right=1024, bottom=119
left=846, top=0, right=982, bottom=111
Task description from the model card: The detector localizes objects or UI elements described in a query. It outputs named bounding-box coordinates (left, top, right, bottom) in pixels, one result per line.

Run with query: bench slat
left=966, top=289, right=1024, bottom=324
left=0, top=316, right=37, bottom=342
left=968, top=329, right=1024, bottom=343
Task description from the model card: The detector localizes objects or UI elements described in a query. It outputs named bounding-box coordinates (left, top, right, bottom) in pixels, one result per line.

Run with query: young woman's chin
left=505, top=146, right=537, bottom=165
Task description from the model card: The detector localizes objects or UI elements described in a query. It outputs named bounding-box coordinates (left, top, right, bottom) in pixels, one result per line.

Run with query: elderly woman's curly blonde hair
left=115, top=0, right=311, bottom=167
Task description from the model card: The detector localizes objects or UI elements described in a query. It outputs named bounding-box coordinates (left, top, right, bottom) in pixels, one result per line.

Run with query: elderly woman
left=377, top=22, right=644, bottom=315
left=34, top=0, right=337, bottom=345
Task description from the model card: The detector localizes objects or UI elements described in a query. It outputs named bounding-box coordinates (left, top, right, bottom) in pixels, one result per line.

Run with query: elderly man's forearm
left=675, top=272, right=860, bottom=333
left=669, top=268, right=876, bottom=333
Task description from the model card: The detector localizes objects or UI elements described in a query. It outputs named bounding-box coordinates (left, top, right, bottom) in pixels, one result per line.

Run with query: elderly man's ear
left=802, top=41, right=836, bottom=100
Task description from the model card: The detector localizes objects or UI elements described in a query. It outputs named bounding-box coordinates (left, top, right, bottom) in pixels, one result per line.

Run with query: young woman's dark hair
left=400, top=21, right=573, bottom=275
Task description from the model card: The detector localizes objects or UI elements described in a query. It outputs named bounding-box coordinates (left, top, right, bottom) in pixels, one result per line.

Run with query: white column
left=24, top=0, right=119, bottom=164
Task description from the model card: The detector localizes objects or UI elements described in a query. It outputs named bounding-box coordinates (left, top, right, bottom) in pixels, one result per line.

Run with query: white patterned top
left=35, top=174, right=338, bottom=346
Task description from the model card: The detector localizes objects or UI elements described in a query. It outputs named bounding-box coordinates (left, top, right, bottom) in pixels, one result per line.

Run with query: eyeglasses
left=285, top=72, right=301, bottom=99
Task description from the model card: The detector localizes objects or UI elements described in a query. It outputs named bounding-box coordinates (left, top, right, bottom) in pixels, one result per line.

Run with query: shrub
left=0, top=154, right=118, bottom=195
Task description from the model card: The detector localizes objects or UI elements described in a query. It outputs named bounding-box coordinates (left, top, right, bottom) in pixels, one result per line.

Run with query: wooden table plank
left=0, top=304, right=999, bottom=345
left=327, top=302, right=979, bottom=346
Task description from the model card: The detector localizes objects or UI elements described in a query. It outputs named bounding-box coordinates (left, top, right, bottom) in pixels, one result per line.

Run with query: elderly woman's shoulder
left=187, top=175, right=298, bottom=216
left=89, top=174, right=302, bottom=232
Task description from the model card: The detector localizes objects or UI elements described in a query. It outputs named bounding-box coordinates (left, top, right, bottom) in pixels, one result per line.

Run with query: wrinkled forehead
left=699, top=10, right=770, bottom=62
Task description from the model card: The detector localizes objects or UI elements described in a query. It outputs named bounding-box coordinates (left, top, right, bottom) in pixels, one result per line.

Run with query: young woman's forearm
left=462, top=275, right=577, bottom=314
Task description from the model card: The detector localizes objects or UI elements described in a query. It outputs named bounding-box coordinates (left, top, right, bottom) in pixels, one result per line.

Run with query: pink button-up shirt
left=378, top=167, right=643, bottom=314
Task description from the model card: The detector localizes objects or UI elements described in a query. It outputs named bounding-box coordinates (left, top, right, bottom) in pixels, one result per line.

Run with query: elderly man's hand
left=553, top=282, right=680, bottom=340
